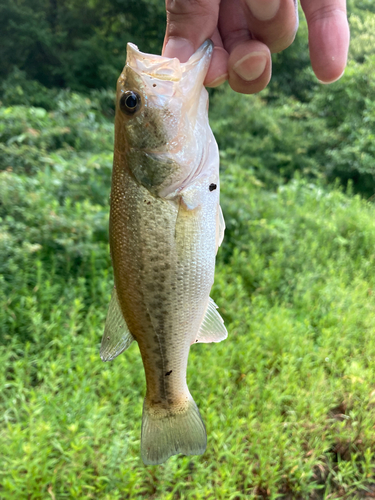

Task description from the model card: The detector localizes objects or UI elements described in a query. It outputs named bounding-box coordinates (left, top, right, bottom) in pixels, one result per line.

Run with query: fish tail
left=141, top=394, right=207, bottom=465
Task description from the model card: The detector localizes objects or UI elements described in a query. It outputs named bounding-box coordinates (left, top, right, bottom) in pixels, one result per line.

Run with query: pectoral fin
left=216, top=204, right=225, bottom=253
left=100, top=287, right=135, bottom=361
left=193, top=297, right=227, bottom=344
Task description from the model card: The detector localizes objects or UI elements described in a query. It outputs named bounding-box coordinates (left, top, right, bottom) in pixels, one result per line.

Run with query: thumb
left=163, top=0, right=220, bottom=62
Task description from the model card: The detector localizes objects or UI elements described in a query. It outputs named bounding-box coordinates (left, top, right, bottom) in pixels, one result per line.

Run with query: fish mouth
left=126, top=40, right=213, bottom=89
left=127, top=43, right=183, bottom=81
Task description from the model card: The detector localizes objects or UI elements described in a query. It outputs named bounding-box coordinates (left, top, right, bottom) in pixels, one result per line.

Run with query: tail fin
left=141, top=396, right=207, bottom=465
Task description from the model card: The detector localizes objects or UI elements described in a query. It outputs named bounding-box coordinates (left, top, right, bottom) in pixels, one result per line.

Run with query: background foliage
left=1, top=1, right=375, bottom=499
left=0, top=0, right=165, bottom=91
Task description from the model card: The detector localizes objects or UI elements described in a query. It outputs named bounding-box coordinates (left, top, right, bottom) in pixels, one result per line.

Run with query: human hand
left=162, top=0, right=350, bottom=94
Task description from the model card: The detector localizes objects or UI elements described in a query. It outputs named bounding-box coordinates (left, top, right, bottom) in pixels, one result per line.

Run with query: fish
left=100, top=40, right=227, bottom=466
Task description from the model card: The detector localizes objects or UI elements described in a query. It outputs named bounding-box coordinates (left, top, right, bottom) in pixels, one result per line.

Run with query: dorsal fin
left=192, top=297, right=227, bottom=344
left=100, top=287, right=135, bottom=361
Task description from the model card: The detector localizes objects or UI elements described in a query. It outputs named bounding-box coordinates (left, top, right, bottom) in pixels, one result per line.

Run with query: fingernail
left=163, top=37, right=195, bottom=63
left=233, top=52, right=267, bottom=82
left=206, top=73, right=228, bottom=88
left=246, top=0, right=280, bottom=21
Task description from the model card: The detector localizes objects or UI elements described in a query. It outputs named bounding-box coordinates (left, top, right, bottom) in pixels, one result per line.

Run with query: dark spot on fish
left=196, top=339, right=198, bottom=342
left=209, top=183, right=217, bottom=191
left=165, top=370, right=172, bottom=376
left=147, top=201, right=151, bottom=205
left=153, top=84, right=157, bottom=88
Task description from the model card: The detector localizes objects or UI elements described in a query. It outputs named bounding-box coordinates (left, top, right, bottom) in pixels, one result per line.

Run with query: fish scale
left=101, top=40, right=227, bottom=465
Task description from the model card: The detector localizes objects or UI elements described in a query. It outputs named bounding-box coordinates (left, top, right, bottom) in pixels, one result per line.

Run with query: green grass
left=1, top=94, right=375, bottom=499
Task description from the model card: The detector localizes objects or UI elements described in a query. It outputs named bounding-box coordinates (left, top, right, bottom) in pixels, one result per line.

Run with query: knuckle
left=307, top=3, right=347, bottom=24
left=222, top=28, right=251, bottom=52
left=166, top=0, right=212, bottom=17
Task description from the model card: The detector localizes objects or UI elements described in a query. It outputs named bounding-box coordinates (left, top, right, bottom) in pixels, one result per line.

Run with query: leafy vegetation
left=1, top=2, right=375, bottom=499
left=1, top=86, right=375, bottom=498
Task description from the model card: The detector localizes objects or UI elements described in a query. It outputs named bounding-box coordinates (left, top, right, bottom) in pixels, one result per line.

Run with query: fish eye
left=119, top=90, right=141, bottom=115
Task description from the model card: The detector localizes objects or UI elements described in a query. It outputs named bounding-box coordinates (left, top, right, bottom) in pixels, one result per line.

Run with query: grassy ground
left=1, top=94, right=375, bottom=499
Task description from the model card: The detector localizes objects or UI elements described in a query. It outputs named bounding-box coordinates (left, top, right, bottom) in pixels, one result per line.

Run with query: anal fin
left=192, top=297, right=227, bottom=344
left=100, top=287, right=135, bottom=362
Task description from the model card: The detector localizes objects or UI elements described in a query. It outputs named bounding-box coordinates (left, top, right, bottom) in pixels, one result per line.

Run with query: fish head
left=114, top=40, right=214, bottom=196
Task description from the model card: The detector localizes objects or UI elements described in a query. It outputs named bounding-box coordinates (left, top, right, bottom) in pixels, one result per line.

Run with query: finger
left=219, top=0, right=272, bottom=94
left=163, top=0, right=220, bottom=62
left=301, top=0, right=349, bottom=83
left=243, top=0, right=299, bottom=53
left=227, top=41, right=272, bottom=94
left=205, top=28, right=229, bottom=87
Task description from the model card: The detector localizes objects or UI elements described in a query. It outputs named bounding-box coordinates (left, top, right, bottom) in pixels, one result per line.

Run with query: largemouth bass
left=100, top=40, right=227, bottom=466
